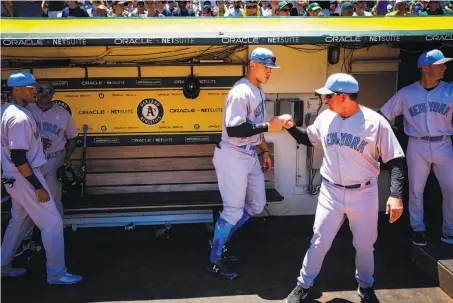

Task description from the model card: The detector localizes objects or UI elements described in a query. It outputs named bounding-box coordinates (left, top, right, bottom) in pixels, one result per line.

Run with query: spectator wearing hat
left=305, top=2, right=322, bottom=15
left=340, top=1, right=354, bottom=15
left=62, top=0, right=90, bottom=17
left=201, top=1, right=213, bottom=16
left=108, top=0, right=132, bottom=16
left=243, top=0, right=262, bottom=16
left=386, top=0, right=408, bottom=16
left=353, top=0, right=372, bottom=16
left=224, top=0, right=243, bottom=16
left=274, top=1, right=292, bottom=16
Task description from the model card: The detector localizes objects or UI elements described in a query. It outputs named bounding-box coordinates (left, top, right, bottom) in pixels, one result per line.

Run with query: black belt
left=323, top=177, right=371, bottom=189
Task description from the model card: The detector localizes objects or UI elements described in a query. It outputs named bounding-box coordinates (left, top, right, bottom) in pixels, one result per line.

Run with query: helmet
left=56, top=165, right=80, bottom=194
left=183, top=75, right=201, bottom=99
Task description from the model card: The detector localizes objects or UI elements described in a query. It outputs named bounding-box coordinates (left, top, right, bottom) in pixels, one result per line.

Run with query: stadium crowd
left=0, top=0, right=451, bottom=18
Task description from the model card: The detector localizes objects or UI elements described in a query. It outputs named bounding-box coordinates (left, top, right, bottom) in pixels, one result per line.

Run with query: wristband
left=25, top=174, right=43, bottom=190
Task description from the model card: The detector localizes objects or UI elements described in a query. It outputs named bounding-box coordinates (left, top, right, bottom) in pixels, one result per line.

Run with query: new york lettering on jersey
left=324, top=132, right=369, bottom=153
left=36, top=122, right=63, bottom=136
left=409, top=101, right=451, bottom=117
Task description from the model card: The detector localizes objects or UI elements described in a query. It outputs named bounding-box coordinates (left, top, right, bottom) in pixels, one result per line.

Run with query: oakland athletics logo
left=137, top=98, right=164, bottom=125
left=53, top=100, right=72, bottom=115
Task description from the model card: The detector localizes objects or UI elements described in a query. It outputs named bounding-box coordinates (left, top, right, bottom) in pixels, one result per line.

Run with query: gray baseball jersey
left=380, top=81, right=453, bottom=136
left=307, top=106, right=405, bottom=185
left=27, top=103, right=78, bottom=155
left=380, top=80, right=453, bottom=237
left=1, top=103, right=47, bottom=172
left=221, top=77, right=266, bottom=147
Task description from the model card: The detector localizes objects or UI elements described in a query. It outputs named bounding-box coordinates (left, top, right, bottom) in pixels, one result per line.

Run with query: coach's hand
left=35, top=188, right=50, bottom=203
left=386, top=197, right=403, bottom=223
left=262, top=152, right=272, bottom=173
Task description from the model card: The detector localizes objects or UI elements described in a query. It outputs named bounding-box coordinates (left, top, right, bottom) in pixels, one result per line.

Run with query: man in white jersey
left=380, top=49, right=453, bottom=246
left=14, top=80, right=79, bottom=257
left=205, top=47, right=292, bottom=279
left=284, top=73, right=405, bottom=303
left=1, top=72, right=82, bottom=285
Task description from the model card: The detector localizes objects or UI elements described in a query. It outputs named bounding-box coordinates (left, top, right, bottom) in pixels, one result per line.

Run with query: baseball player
left=206, top=47, right=291, bottom=279
left=14, top=80, right=78, bottom=257
left=1, top=72, right=82, bottom=284
left=284, top=73, right=405, bottom=303
left=380, top=49, right=453, bottom=246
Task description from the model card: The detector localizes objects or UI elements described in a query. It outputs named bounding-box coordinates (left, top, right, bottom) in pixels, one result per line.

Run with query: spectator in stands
left=419, top=0, right=445, bottom=15
left=154, top=0, right=168, bottom=16
left=372, top=0, right=389, bottom=15
left=212, top=0, right=226, bottom=16
left=45, top=1, right=66, bottom=18
left=410, top=1, right=424, bottom=14
left=340, top=1, right=354, bottom=15
left=144, top=0, right=156, bottom=15
left=10, top=0, right=44, bottom=17
left=224, top=0, right=243, bottom=16
left=201, top=3, right=214, bottom=15
left=262, top=1, right=276, bottom=16
left=62, top=0, right=90, bottom=17
left=132, top=0, right=147, bottom=16
left=305, top=2, right=322, bottom=15
left=274, top=1, right=292, bottom=16
left=243, top=0, right=262, bottom=16
left=175, top=0, right=196, bottom=16
left=353, top=0, right=372, bottom=15
left=165, top=0, right=179, bottom=16
left=294, top=0, right=308, bottom=15
left=329, top=1, right=340, bottom=15
left=386, top=0, right=408, bottom=16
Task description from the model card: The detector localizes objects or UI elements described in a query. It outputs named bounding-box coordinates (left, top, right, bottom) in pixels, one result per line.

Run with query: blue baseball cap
left=316, top=73, right=359, bottom=95
left=249, top=48, right=280, bottom=69
left=7, top=71, right=38, bottom=88
left=417, top=49, right=452, bottom=68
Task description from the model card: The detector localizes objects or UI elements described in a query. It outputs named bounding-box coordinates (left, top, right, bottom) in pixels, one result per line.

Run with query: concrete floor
left=1, top=213, right=452, bottom=303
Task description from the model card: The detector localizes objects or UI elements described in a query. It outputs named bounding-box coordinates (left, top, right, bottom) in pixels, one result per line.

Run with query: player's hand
left=268, top=114, right=293, bottom=132
left=35, top=188, right=50, bottom=203
left=386, top=197, right=403, bottom=223
left=42, top=138, right=52, bottom=150
left=262, top=152, right=272, bottom=173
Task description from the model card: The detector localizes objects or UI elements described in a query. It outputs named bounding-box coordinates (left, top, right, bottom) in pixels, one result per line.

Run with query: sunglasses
left=246, top=5, right=257, bottom=8
left=279, top=8, right=290, bottom=12
left=37, top=87, right=53, bottom=93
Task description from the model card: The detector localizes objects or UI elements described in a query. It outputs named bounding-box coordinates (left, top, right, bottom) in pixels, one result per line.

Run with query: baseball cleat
left=441, top=233, right=453, bottom=245
left=205, top=260, right=238, bottom=280
left=412, top=231, right=427, bottom=246
left=1, top=267, right=27, bottom=277
left=285, top=285, right=309, bottom=302
left=48, top=273, right=83, bottom=285
left=358, top=286, right=379, bottom=303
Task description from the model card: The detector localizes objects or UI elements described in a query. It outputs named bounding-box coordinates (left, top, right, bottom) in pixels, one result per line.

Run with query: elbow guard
left=10, top=150, right=28, bottom=167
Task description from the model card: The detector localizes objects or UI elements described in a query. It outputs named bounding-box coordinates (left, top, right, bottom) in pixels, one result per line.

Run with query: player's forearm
left=286, top=126, right=313, bottom=147
left=64, top=138, right=77, bottom=162
left=226, top=122, right=268, bottom=138
left=387, top=157, right=404, bottom=199
left=10, top=149, right=44, bottom=190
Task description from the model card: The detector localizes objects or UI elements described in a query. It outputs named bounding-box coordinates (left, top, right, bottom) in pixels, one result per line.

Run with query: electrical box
left=305, top=113, right=324, bottom=170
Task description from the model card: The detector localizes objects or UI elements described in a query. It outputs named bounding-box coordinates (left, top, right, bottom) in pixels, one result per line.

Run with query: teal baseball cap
left=417, top=49, right=452, bottom=68
left=341, top=2, right=353, bottom=10
left=275, top=1, right=292, bottom=12
left=316, top=73, right=359, bottom=95
left=249, top=47, right=280, bottom=69
left=7, top=71, right=38, bottom=88
left=307, top=2, right=321, bottom=11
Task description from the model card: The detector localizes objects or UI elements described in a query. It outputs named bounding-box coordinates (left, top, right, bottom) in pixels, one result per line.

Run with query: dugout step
left=412, top=240, right=453, bottom=299
left=62, top=189, right=284, bottom=213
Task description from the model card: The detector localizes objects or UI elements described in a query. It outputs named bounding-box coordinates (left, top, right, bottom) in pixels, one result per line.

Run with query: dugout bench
left=63, top=143, right=284, bottom=230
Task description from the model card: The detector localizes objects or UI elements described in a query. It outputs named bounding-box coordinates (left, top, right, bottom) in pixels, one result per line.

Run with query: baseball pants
left=23, top=151, right=64, bottom=241
left=213, top=143, right=266, bottom=225
left=297, top=179, right=379, bottom=289
left=1, top=167, right=67, bottom=281
left=407, top=137, right=453, bottom=236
